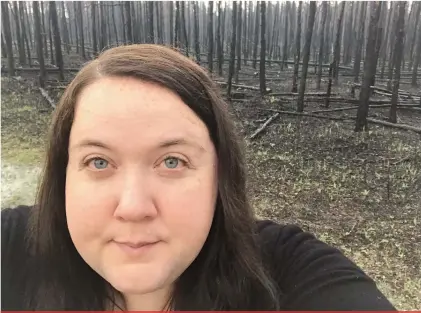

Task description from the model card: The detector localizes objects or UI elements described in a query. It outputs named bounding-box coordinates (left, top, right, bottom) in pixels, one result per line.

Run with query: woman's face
left=65, top=76, right=218, bottom=304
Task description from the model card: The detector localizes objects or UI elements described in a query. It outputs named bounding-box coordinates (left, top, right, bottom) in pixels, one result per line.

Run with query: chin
left=105, top=263, right=170, bottom=295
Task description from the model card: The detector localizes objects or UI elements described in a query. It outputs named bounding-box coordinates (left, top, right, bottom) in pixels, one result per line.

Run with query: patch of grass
left=1, top=77, right=52, bottom=166
left=1, top=77, right=52, bottom=208
left=1, top=163, right=42, bottom=208
left=237, top=86, right=421, bottom=310
left=2, top=138, right=45, bottom=166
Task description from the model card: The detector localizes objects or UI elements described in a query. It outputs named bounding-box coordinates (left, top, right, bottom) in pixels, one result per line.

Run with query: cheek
left=65, top=171, right=116, bottom=243
left=158, top=172, right=217, bottom=244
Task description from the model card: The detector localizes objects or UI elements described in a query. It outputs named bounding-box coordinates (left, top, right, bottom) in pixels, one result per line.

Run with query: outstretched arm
left=257, top=220, right=396, bottom=311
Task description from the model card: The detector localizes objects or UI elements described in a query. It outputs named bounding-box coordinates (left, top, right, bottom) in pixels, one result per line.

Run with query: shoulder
left=1, top=205, right=33, bottom=310
left=256, top=219, right=396, bottom=310
left=1, top=204, right=32, bottom=248
left=2, top=204, right=32, bottom=241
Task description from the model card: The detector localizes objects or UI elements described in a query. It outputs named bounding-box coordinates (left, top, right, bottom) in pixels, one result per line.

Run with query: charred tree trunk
left=412, top=12, right=421, bottom=87
left=48, top=7, right=54, bottom=64
left=193, top=1, right=200, bottom=62
left=120, top=2, right=126, bottom=44
left=268, top=2, right=279, bottom=65
left=227, top=1, right=238, bottom=98
left=333, top=1, right=345, bottom=85
left=175, top=2, right=180, bottom=48
left=243, top=1, right=248, bottom=65
left=186, top=2, right=191, bottom=47
left=355, top=2, right=383, bottom=132
left=222, top=3, right=226, bottom=57
left=201, top=2, right=206, bottom=47
left=291, top=1, right=302, bottom=93
left=354, top=2, right=368, bottom=83
left=169, top=2, right=174, bottom=46
left=92, top=1, right=98, bottom=56
left=343, top=2, right=354, bottom=65
left=99, top=2, right=107, bottom=49
left=18, top=2, right=31, bottom=67
left=247, top=2, right=253, bottom=63
left=148, top=1, right=154, bottom=43
left=217, top=1, right=223, bottom=75
left=23, top=3, right=33, bottom=50
left=282, top=2, right=290, bottom=70
left=1, top=34, right=7, bottom=58
left=323, top=4, right=331, bottom=64
left=125, top=1, right=133, bottom=43
left=370, top=20, right=383, bottom=88
left=389, top=2, right=407, bottom=123
left=111, top=2, right=118, bottom=45
left=235, top=1, right=242, bottom=82
left=77, top=2, right=86, bottom=58
left=387, top=3, right=398, bottom=90
left=60, top=2, right=70, bottom=54
left=380, top=4, right=393, bottom=79
left=41, top=2, right=48, bottom=59
left=208, top=1, right=214, bottom=73
left=73, top=2, right=79, bottom=54
left=297, top=1, right=317, bottom=112
left=324, top=62, right=334, bottom=107
left=13, top=2, right=26, bottom=65
left=155, top=2, right=162, bottom=44
left=106, top=4, right=112, bottom=45
left=260, top=1, right=267, bottom=95
left=316, top=2, right=328, bottom=90
left=408, top=3, right=421, bottom=71
left=49, top=1, right=64, bottom=80
left=252, top=2, right=260, bottom=69
left=1, top=1, right=15, bottom=76
left=180, top=2, right=189, bottom=56
left=85, top=3, right=91, bottom=49
left=33, top=1, right=46, bottom=87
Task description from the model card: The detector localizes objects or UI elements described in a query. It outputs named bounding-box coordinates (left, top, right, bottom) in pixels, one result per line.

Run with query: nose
left=113, top=170, right=158, bottom=222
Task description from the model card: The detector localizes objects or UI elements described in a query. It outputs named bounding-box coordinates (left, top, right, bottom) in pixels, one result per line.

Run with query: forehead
left=70, top=77, right=209, bottom=144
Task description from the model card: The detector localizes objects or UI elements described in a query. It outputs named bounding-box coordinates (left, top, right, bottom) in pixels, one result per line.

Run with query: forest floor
left=1, top=61, right=420, bottom=309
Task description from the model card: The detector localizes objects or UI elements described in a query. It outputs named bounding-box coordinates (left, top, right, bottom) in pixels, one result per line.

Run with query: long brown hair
left=27, top=44, right=280, bottom=310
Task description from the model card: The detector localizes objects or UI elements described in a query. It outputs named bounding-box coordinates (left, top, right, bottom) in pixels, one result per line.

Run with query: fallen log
left=351, top=83, right=420, bottom=99
left=373, top=79, right=414, bottom=85
left=270, top=92, right=335, bottom=97
left=249, top=113, right=280, bottom=139
left=374, top=91, right=420, bottom=101
left=294, top=97, right=417, bottom=105
left=366, top=118, right=421, bottom=134
left=257, top=108, right=421, bottom=134
left=257, top=108, right=350, bottom=121
left=39, top=88, right=56, bottom=109
left=310, top=103, right=421, bottom=113
left=231, top=99, right=248, bottom=103
left=49, top=85, right=67, bottom=89
left=240, top=73, right=340, bottom=81
left=216, top=81, right=272, bottom=93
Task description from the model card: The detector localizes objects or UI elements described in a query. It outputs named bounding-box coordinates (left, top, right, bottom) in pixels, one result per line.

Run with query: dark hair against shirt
left=26, top=44, right=280, bottom=310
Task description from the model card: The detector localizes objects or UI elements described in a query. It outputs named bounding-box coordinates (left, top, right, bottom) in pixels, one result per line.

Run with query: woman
left=1, top=44, right=395, bottom=311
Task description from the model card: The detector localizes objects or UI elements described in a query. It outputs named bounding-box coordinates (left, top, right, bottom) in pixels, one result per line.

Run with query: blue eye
left=164, top=157, right=179, bottom=169
left=92, top=158, right=108, bottom=169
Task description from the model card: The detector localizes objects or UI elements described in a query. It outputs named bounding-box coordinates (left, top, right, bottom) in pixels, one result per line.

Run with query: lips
left=115, top=241, right=158, bottom=248
left=113, top=240, right=160, bottom=256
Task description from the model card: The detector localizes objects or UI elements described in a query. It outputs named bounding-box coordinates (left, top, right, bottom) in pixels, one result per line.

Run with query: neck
left=122, top=286, right=172, bottom=311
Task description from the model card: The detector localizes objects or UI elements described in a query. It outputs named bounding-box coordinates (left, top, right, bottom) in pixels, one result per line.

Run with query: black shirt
left=1, top=205, right=395, bottom=310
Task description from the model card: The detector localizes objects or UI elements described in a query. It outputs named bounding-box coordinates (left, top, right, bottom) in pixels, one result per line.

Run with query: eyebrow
left=70, top=137, right=206, bottom=152
left=71, top=139, right=112, bottom=151
left=158, top=138, right=205, bottom=151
